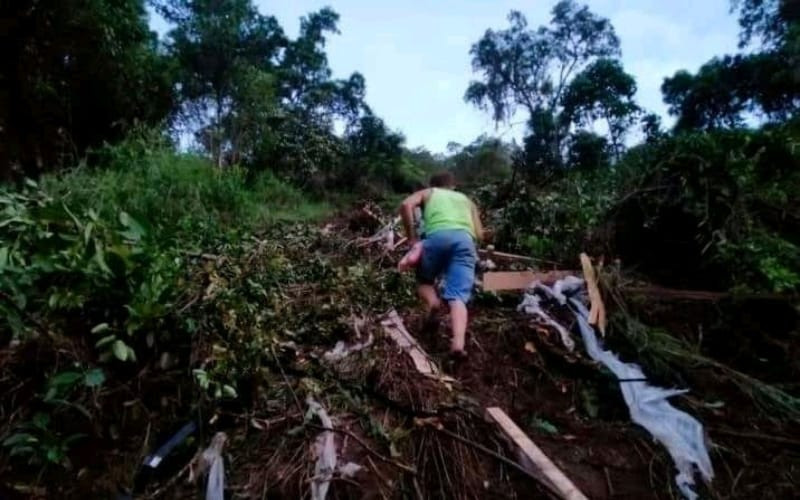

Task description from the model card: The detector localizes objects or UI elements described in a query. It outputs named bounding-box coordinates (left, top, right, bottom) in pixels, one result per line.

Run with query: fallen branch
left=478, top=247, right=559, bottom=265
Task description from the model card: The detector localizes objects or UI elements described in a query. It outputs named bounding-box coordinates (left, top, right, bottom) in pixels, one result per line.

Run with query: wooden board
left=478, top=248, right=537, bottom=263
left=482, top=271, right=576, bottom=292
left=579, top=253, right=606, bottom=335
left=381, top=310, right=453, bottom=383
left=486, top=407, right=587, bottom=500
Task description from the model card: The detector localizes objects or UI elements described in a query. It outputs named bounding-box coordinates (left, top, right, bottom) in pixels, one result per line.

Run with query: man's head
left=429, top=171, right=456, bottom=189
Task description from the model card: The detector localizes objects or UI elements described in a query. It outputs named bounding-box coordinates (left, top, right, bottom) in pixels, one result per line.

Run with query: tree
left=561, top=59, right=639, bottom=160
left=1, top=0, right=174, bottom=178
left=340, top=113, right=406, bottom=192
left=662, top=53, right=798, bottom=130
left=640, top=113, right=664, bottom=143
left=663, top=1, right=799, bottom=131
left=465, top=1, right=620, bottom=172
left=158, top=0, right=285, bottom=166
left=448, top=136, right=514, bottom=186
left=732, top=0, right=800, bottom=48
left=565, top=131, right=610, bottom=170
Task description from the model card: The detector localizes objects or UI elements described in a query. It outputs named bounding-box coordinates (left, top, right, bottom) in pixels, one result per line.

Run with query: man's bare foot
left=449, top=349, right=467, bottom=360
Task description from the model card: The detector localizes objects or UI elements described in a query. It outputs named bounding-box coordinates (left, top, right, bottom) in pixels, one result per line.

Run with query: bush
left=1, top=132, right=330, bottom=346
left=489, top=124, right=800, bottom=292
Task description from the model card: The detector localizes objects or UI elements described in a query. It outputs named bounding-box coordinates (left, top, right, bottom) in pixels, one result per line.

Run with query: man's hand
left=399, top=189, right=430, bottom=242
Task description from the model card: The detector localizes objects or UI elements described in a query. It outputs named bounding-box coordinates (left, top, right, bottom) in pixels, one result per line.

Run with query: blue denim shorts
left=416, top=229, right=477, bottom=303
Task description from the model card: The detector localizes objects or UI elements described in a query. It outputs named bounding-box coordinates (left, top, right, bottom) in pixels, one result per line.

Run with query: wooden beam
left=478, top=248, right=537, bottom=264
left=579, top=253, right=606, bottom=335
left=381, top=310, right=454, bottom=383
left=482, top=271, right=576, bottom=292
left=486, top=407, right=587, bottom=500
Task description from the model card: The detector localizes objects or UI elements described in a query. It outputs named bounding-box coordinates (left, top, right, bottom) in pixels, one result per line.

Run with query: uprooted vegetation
left=1, top=140, right=799, bottom=498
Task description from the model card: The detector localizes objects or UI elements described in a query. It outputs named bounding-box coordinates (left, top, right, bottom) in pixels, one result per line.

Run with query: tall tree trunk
left=216, top=92, right=223, bottom=168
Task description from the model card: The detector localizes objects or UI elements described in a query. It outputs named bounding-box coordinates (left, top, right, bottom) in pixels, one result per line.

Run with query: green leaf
left=531, top=417, right=559, bottom=435
left=2, top=433, right=38, bottom=447
left=95, top=334, right=116, bottom=348
left=94, top=240, right=112, bottom=275
left=91, top=323, right=110, bottom=334
left=49, top=371, right=82, bottom=388
left=119, top=211, right=145, bottom=240
left=84, top=368, right=106, bottom=388
left=8, top=446, right=35, bottom=457
left=112, top=340, right=129, bottom=361
left=222, top=384, right=238, bottom=398
left=84, top=221, right=94, bottom=245
left=46, top=447, right=64, bottom=463
left=32, top=412, right=50, bottom=429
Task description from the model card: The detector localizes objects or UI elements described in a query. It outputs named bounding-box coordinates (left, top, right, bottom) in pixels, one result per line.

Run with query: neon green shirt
left=423, top=188, right=476, bottom=239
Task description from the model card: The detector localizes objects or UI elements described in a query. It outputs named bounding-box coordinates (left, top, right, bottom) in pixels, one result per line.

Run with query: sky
left=149, top=0, right=742, bottom=153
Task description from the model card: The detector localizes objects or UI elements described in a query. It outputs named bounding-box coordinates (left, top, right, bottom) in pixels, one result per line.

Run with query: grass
left=39, top=134, right=331, bottom=248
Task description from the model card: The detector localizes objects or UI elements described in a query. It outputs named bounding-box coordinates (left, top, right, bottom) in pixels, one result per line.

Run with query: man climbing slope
left=398, top=171, right=485, bottom=358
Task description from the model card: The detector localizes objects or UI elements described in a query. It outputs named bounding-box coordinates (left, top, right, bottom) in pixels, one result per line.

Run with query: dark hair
left=429, top=171, right=456, bottom=188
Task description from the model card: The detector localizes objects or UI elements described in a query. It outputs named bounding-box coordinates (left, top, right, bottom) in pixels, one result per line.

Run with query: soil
left=1, top=208, right=798, bottom=499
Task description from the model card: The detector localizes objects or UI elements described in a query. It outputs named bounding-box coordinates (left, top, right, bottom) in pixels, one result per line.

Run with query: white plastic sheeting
left=518, top=293, right=576, bottom=351
left=201, top=432, right=227, bottom=500
left=520, top=278, right=714, bottom=500
left=322, top=332, right=374, bottom=362
left=307, top=397, right=364, bottom=500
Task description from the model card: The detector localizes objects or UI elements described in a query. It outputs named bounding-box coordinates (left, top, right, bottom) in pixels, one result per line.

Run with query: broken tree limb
left=380, top=310, right=454, bottom=384
left=579, top=253, right=606, bottom=335
left=485, top=407, right=587, bottom=500
left=478, top=247, right=536, bottom=264
left=482, top=271, right=577, bottom=292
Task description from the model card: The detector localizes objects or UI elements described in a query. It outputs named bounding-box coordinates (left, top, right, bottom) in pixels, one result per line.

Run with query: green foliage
left=1, top=133, right=328, bottom=347
left=466, top=1, right=627, bottom=173
left=497, top=169, right=617, bottom=262
left=447, top=136, right=514, bottom=188
left=3, top=413, right=85, bottom=468
left=2, top=0, right=174, bottom=177
left=561, top=58, right=640, bottom=158
left=493, top=123, right=800, bottom=294
left=2, top=366, right=104, bottom=467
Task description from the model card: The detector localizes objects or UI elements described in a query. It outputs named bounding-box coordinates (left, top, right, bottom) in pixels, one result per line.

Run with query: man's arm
left=399, top=189, right=429, bottom=243
left=470, top=201, right=485, bottom=243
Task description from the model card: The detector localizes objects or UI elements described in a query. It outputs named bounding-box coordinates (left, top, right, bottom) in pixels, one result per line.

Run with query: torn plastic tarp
left=518, top=293, right=576, bottom=351
left=521, top=278, right=713, bottom=500
left=201, top=432, right=227, bottom=500
left=306, top=397, right=363, bottom=500
left=322, top=332, right=374, bottom=362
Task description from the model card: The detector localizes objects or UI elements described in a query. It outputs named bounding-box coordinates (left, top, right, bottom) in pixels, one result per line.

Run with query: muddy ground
left=1, top=210, right=798, bottom=499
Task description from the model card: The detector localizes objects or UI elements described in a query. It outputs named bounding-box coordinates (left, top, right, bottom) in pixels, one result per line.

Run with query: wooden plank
left=486, top=407, right=587, bottom=500
left=482, top=271, right=576, bottom=292
left=579, top=253, right=606, bottom=335
left=478, top=248, right=537, bottom=264
left=381, top=310, right=453, bottom=383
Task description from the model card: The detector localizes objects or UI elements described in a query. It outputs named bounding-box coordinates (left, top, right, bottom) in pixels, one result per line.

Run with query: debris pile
left=520, top=275, right=714, bottom=499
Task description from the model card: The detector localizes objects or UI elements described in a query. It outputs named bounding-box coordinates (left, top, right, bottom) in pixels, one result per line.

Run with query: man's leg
left=448, top=300, right=468, bottom=353
left=441, top=233, right=477, bottom=355
left=418, top=284, right=442, bottom=314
